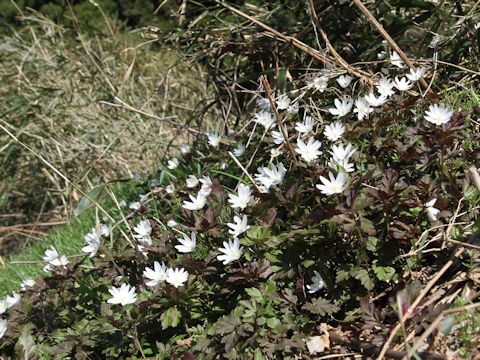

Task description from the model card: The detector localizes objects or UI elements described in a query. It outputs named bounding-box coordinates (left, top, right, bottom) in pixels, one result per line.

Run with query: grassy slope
left=0, top=183, right=140, bottom=297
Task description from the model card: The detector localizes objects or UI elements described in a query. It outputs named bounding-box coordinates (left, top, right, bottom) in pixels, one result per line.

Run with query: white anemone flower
left=276, top=93, right=291, bottom=110
left=182, top=192, right=207, bottom=211
left=389, top=51, right=404, bottom=68
left=287, top=101, right=299, bottom=114
left=316, top=171, right=348, bottom=195
left=129, top=201, right=141, bottom=210
left=255, top=163, right=287, bottom=192
left=406, top=67, right=425, bottom=82
left=43, top=246, right=69, bottom=267
left=336, top=74, right=353, bottom=88
left=295, top=137, right=322, bottom=163
left=107, top=284, right=137, bottom=306
left=4, top=293, right=20, bottom=308
left=394, top=76, right=413, bottom=91
left=186, top=175, right=199, bottom=188
left=353, top=98, right=374, bottom=120
left=199, top=176, right=213, bottom=196
left=295, top=115, right=315, bottom=135
left=323, top=121, right=345, bottom=142
left=253, top=111, right=275, bottom=128
left=226, top=215, right=250, bottom=238
left=167, top=158, right=179, bottom=169
left=306, top=271, right=325, bottom=293
left=180, top=144, right=191, bottom=154
left=167, top=219, right=178, bottom=228
left=328, top=158, right=355, bottom=173
left=208, top=133, right=221, bottom=147
left=175, top=232, right=197, bottom=253
left=272, top=127, right=287, bottom=145
left=133, top=220, right=152, bottom=246
left=0, top=319, right=6, bottom=339
left=257, top=96, right=271, bottom=111
left=20, top=278, right=35, bottom=291
left=329, top=143, right=356, bottom=162
left=82, top=230, right=101, bottom=258
left=143, top=261, right=168, bottom=286
left=365, top=92, right=388, bottom=107
left=328, top=96, right=353, bottom=117
left=424, top=104, right=453, bottom=126
left=217, top=238, right=244, bottom=265
left=166, top=268, right=189, bottom=288
left=233, top=143, right=246, bottom=157
left=228, top=183, right=253, bottom=210
left=310, top=75, right=329, bottom=92
left=376, top=78, right=395, bottom=98
left=425, top=199, right=440, bottom=222
left=166, top=185, right=175, bottom=194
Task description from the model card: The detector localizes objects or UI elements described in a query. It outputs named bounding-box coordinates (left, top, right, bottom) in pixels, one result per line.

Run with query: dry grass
left=0, top=11, right=208, bottom=254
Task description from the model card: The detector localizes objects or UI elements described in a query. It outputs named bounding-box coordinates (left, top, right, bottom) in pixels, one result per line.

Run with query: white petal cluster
left=43, top=246, right=69, bottom=269
left=272, top=127, right=287, bottom=145
left=310, top=75, right=329, bottom=92
left=376, top=78, right=395, bottom=98
left=406, top=67, right=425, bottom=82
left=336, top=74, right=353, bottom=88
left=394, top=76, right=413, bottom=91
left=253, top=111, right=275, bottom=128
left=425, top=198, right=440, bottom=222
left=276, top=93, right=291, bottom=110
left=353, top=98, right=373, bottom=120
left=186, top=175, right=199, bottom=188
left=143, top=261, right=168, bottom=287
left=233, top=143, right=246, bottom=157
left=228, top=183, right=253, bottom=210
left=167, top=158, right=179, bottom=169
left=389, top=51, right=404, bottom=68
left=133, top=220, right=153, bottom=246
left=208, top=133, right=221, bottom=147
left=199, top=176, right=213, bottom=196
left=180, top=144, right=191, bottom=154
left=217, top=238, right=244, bottom=265
left=107, top=284, right=137, bottom=306
left=255, top=163, right=287, bottom=192
left=82, top=224, right=109, bottom=258
left=226, top=215, right=250, bottom=238
left=295, top=116, right=315, bottom=135
left=328, top=96, right=353, bottom=117
left=424, top=104, right=453, bottom=126
left=328, top=143, right=356, bottom=173
left=365, top=92, right=388, bottom=107
left=306, top=271, right=325, bottom=293
left=0, top=319, right=6, bottom=339
left=20, top=278, right=35, bottom=291
left=175, top=232, right=197, bottom=253
left=166, top=267, right=189, bottom=288
left=323, top=121, right=345, bottom=142
left=316, top=171, right=348, bottom=195
left=296, top=137, right=322, bottom=163
left=182, top=192, right=207, bottom=211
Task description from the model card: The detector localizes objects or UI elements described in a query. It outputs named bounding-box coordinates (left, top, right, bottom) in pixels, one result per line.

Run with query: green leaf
left=372, top=264, right=396, bottom=282
left=266, top=317, right=281, bottom=329
left=353, top=269, right=374, bottom=290
left=245, top=287, right=263, bottom=302
left=302, top=297, right=339, bottom=316
left=161, top=306, right=182, bottom=330
left=335, top=269, right=350, bottom=283
left=366, top=236, right=379, bottom=252
left=73, top=184, right=104, bottom=216
left=17, top=326, right=36, bottom=359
